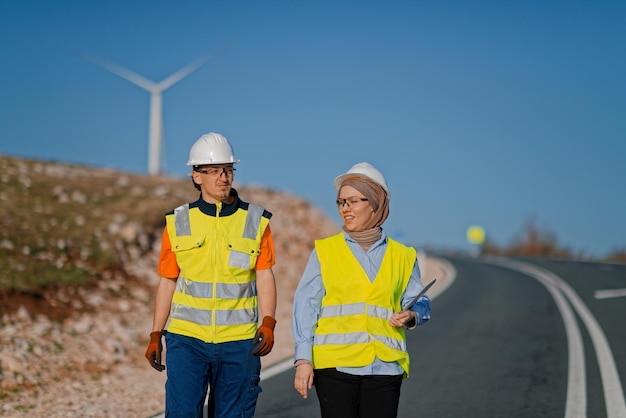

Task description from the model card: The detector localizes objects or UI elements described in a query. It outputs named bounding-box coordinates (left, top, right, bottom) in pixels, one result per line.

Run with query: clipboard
left=401, top=278, right=436, bottom=312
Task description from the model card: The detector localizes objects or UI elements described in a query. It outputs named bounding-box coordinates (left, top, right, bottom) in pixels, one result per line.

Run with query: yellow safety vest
left=312, top=233, right=416, bottom=377
left=165, top=198, right=270, bottom=343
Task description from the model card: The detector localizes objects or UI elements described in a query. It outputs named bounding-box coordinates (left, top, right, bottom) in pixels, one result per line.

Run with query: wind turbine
left=79, top=44, right=228, bottom=175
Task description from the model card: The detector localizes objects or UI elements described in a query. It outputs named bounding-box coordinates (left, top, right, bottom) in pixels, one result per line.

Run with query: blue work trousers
left=164, top=332, right=262, bottom=418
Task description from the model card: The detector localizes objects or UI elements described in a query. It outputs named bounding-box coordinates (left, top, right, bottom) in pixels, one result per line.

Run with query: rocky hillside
left=0, top=154, right=339, bottom=417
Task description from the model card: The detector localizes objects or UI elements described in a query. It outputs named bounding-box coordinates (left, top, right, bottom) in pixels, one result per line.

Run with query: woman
left=292, top=162, right=431, bottom=418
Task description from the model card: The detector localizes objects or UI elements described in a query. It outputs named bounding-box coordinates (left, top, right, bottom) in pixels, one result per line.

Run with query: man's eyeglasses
left=336, top=197, right=369, bottom=208
left=194, top=167, right=236, bottom=177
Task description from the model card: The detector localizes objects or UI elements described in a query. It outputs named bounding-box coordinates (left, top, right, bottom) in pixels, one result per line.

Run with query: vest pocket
left=171, top=235, right=205, bottom=252
left=171, top=235, right=207, bottom=270
left=227, top=237, right=261, bottom=270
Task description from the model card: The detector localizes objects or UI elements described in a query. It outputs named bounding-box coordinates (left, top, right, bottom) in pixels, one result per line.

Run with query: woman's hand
left=389, top=310, right=416, bottom=328
left=294, top=362, right=314, bottom=399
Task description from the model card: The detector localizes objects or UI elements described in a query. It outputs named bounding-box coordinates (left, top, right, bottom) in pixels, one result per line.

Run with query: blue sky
left=1, top=1, right=625, bottom=257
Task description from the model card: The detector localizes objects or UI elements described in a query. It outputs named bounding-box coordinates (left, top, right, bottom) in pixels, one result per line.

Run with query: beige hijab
left=338, top=175, right=389, bottom=251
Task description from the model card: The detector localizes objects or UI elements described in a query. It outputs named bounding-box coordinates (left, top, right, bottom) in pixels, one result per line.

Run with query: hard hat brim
left=334, top=173, right=391, bottom=199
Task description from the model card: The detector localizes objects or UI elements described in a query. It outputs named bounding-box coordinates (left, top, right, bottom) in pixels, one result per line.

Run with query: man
left=145, top=132, right=277, bottom=418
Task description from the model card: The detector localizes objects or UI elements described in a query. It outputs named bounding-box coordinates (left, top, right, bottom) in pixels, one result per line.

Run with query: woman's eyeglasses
left=336, top=197, right=368, bottom=208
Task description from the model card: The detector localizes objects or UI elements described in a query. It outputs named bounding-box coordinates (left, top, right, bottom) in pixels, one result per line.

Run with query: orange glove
left=145, top=331, right=165, bottom=372
left=251, top=316, right=276, bottom=356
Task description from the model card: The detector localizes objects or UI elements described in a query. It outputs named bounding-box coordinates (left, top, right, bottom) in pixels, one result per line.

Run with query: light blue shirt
left=292, top=230, right=431, bottom=376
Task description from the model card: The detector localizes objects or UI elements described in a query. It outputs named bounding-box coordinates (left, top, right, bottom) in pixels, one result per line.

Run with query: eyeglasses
left=336, top=197, right=369, bottom=208
left=194, top=166, right=236, bottom=177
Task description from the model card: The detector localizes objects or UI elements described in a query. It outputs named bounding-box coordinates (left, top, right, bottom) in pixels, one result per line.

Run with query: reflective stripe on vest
left=174, top=279, right=257, bottom=302
left=171, top=305, right=258, bottom=326
left=316, top=301, right=408, bottom=355
left=244, top=204, right=264, bottom=239
left=172, top=201, right=263, bottom=251
left=174, top=203, right=191, bottom=236
left=172, top=278, right=257, bottom=326
left=314, top=332, right=407, bottom=352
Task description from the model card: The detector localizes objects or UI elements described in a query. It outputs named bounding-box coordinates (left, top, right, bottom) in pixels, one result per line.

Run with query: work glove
left=145, top=330, right=166, bottom=372
left=251, top=316, right=276, bottom=356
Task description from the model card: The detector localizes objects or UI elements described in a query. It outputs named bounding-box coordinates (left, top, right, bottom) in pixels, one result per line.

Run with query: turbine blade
left=156, top=39, right=235, bottom=91
left=77, top=51, right=157, bottom=91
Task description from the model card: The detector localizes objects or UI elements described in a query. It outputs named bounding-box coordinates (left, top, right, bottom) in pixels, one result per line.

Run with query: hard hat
left=334, top=162, right=390, bottom=200
left=186, top=132, right=240, bottom=166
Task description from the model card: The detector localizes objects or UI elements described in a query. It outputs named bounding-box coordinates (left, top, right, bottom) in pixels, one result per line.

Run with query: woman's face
left=337, top=185, right=375, bottom=232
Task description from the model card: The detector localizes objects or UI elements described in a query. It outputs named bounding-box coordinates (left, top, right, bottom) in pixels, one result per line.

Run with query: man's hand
left=251, top=316, right=276, bottom=356
left=145, top=331, right=165, bottom=371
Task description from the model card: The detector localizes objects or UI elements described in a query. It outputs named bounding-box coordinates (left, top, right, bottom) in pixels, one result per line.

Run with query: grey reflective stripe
left=229, top=250, right=251, bottom=270
left=178, top=281, right=256, bottom=301
left=243, top=204, right=263, bottom=239
left=184, top=280, right=213, bottom=298
left=171, top=305, right=256, bottom=326
left=217, top=282, right=256, bottom=299
left=175, top=277, right=186, bottom=293
left=314, top=332, right=370, bottom=345
left=314, top=303, right=408, bottom=354
left=319, top=303, right=393, bottom=321
left=372, top=334, right=407, bottom=352
left=174, top=204, right=191, bottom=236
left=314, top=332, right=407, bottom=353
left=172, top=304, right=212, bottom=325
left=215, top=308, right=256, bottom=326
left=320, top=302, right=366, bottom=318
left=368, top=304, right=394, bottom=321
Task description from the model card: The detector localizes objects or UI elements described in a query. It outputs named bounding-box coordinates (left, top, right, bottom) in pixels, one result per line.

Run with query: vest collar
left=195, top=188, right=241, bottom=217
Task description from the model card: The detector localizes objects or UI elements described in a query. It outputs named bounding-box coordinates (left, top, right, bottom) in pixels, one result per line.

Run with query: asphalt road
left=253, top=256, right=626, bottom=418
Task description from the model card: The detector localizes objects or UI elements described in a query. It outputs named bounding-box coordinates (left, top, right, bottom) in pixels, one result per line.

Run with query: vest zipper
left=212, top=200, right=222, bottom=342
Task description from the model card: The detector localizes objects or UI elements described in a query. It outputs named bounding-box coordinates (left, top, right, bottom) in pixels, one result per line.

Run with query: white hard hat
left=334, top=162, right=390, bottom=200
left=186, top=132, right=240, bottom=166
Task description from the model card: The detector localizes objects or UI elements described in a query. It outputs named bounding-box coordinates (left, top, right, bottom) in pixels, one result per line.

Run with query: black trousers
left=314, top=368, right=403, bottom=418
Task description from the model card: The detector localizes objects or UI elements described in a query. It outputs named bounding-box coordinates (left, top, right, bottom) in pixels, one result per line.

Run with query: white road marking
left=260, top=358, right=295, bottom=381
left=487, top=257, right=626, bottom=418
left=595, top=288, right=626, bottom=300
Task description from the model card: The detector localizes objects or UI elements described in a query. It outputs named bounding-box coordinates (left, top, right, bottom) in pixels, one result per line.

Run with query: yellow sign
left=467, top=226, right=485, bottom=245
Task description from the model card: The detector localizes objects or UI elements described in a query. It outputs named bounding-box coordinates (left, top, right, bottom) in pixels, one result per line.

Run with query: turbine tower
left=80, top=45, right=227, bottom=175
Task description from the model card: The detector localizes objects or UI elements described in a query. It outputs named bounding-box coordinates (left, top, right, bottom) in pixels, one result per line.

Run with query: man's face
left=191, top=164, right=235, bottom=203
